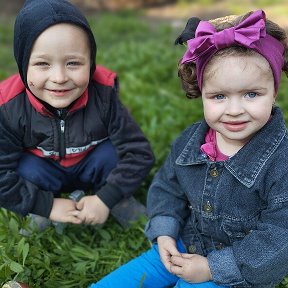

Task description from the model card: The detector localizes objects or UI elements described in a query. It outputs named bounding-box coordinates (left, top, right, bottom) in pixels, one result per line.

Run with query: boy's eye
left=214, top=94, right=225, bottom=100
left=67, top=61, right=81, bottom=66
left=245, top=92, right=257, bottom=98
left=35, top=62, right=49, bottom=66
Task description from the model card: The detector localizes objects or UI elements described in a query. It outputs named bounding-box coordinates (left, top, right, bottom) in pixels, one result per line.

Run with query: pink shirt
left=200, top=128, right=229, bottom=161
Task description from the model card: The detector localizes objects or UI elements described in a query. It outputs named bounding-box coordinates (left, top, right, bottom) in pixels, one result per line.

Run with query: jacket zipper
left=59, top=119, right=66, bottom=159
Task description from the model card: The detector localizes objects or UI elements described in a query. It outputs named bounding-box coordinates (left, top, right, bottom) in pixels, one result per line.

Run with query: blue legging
left=90, top=241, right=229, bottom=288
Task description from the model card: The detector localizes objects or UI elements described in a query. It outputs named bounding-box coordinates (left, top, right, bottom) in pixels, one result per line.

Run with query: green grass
left=1, top=10, right=288, bottom=287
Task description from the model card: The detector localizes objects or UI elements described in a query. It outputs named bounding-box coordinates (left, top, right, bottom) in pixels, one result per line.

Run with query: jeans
left=90, top=240, right=229, bottom=288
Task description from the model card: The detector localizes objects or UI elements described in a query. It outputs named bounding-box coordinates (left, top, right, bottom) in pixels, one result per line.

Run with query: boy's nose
left=50, top=66, right=68, bottom=83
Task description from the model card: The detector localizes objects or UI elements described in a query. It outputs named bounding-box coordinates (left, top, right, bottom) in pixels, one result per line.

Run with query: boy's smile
left=27, top=23, right=91, bottom=109
left=201, top=54, right=275, bottom=156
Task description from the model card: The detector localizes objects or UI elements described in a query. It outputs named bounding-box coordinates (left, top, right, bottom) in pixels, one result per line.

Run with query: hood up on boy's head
left=14, top=0, right=97, bottom=88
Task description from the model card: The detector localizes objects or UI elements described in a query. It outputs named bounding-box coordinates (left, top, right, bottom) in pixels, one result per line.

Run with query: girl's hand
left=157, top=236, right=181, bottom=272
left=170, top=253, right=212, bottom=283
left=49, top=198, right=82, bottom=224
left=76, top=195, right=110, bottom=225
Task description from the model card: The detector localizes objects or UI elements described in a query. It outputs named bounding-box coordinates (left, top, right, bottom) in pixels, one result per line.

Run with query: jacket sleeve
left=144, top=151, right=190, bottom=242
left=0, top=107, right=54, bottom=217
left=208, top=168, right=288, bottom=287
left=144, top=129, right=192, bottom=241
left=95, top=83, right=155, bottom=209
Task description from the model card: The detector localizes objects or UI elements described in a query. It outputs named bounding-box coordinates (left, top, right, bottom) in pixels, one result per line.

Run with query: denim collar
left=176, top=107, right=287, bottom=187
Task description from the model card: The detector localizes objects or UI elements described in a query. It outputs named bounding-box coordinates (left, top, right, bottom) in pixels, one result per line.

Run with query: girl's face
left=27, top=23, right=91, bottom=109
left=201, top=54, right=275, bottom=156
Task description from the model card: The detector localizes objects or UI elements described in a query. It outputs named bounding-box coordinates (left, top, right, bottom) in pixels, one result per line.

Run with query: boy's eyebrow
left=30, top=53, right=87, bottom=59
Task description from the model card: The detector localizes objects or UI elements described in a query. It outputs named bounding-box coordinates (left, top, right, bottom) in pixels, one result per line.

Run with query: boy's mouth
left=47, top=89, right=72, bottom=96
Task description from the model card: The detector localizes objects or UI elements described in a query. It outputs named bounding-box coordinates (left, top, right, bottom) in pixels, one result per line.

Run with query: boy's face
left=27, top=23, right=91, bottom=109
left=201, top=54, right=275, bottom=155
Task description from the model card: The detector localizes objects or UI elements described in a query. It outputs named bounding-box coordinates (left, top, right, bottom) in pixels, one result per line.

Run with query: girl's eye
left=245, top=92, right=257, bottom=98
left=214, top=94, right=225, bottom=100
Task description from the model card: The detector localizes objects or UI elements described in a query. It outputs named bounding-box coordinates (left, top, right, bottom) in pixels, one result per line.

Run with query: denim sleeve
left=145, top=145, right=190, bottom=241
left=208, top=178, right=288, bottom=287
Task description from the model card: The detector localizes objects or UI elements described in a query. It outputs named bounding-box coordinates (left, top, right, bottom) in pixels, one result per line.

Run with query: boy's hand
left=157, top=236, right=181, bottom=272
left=49, top=198, right=82, bottom=224
left=170, top=253, right=212, bottom=283
left=76, top=195, right=110, bottom=225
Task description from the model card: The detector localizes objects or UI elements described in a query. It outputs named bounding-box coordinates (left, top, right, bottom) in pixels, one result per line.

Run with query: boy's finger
left=69, top=210, right=80, bottom=217
left=69, top=216, right=83, bottom=224
left=76, top=200, right=84, bottom=210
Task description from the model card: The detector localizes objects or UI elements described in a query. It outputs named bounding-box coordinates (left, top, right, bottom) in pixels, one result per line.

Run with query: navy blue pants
left=17, top=140, right=118, bottom=196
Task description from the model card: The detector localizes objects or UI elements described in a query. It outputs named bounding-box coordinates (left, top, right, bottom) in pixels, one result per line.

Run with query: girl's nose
left=225, top=98, right=244, bottom=116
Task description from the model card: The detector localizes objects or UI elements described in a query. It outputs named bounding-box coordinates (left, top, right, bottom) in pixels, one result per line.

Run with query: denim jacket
left=145, top=107, right=288, bottom=288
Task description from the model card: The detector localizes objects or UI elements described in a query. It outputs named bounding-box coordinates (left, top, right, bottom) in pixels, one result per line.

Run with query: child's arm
left=94, top=84, right=155, bottom=210
left=0, top=108, right=56, bottom=218
left=49, top=198, right=82, bottom=224
left=76, top=195, right=110, bottom=225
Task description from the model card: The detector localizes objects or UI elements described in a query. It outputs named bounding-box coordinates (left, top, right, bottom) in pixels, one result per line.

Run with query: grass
left=1, top=9, right=288, bottom=288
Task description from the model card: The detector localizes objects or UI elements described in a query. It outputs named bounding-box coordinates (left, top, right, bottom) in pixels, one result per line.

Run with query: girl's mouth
left=223, top=121, right=248, bottom=132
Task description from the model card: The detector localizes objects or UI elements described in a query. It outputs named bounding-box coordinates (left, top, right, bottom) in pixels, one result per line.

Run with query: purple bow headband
left=181, top=10, right=285, bottom=92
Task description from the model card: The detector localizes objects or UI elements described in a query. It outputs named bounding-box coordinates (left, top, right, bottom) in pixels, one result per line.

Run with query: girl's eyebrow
left=204, top=87, right=268, bottom=95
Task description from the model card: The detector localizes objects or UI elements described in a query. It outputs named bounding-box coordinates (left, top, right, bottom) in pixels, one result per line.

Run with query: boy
left=0, top=0, right=154, bottom=228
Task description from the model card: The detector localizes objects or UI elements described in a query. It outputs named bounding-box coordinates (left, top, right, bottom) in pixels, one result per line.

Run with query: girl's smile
left=222, top=121, right=249, bottom=132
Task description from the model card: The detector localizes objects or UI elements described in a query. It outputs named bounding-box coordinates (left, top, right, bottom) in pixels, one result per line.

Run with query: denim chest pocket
left=221, top=216, right=259, bottom=243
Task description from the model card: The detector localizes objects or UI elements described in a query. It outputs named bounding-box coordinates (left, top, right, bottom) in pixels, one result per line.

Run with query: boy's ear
left=175, top=17, right=201, bottom=45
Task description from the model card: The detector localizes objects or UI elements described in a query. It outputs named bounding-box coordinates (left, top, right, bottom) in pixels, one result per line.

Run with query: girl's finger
left=170, top=264, right=182, bottom=276
left=180, top=253, right=195, bottom=259
left=171, top=255, right=184, bottom=266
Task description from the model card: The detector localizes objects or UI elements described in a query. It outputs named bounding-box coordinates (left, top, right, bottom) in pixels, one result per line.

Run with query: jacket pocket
left=221, top=216, right=259, bottom=243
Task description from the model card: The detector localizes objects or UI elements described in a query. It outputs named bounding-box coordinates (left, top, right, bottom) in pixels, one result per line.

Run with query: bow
left=182, top=10, right=266, bottom=63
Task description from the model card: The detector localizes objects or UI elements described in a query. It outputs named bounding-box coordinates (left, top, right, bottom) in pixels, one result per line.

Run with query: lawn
left=1, top=7, right=288, bottom=288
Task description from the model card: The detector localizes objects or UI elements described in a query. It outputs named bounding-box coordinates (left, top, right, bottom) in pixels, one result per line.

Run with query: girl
left=90, top=9, right=288, bottom=288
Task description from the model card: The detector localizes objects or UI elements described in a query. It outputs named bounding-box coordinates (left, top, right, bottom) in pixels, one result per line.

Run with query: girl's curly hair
left=178, top=12, right=288, bottom=99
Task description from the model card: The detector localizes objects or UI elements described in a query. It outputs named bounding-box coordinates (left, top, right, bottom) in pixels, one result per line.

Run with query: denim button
left=210, top=168, right=219, bottom=177
left=203, top=201, right=213, bottom=213
left=216, top=243, right=224, bottom=250
left=188, top=244, right=197, bottom=253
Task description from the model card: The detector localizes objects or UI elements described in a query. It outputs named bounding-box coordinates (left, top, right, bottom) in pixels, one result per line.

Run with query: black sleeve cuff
left=96, top=183, right=123, bottom=209
left=30, top=190, right=54, bottom=218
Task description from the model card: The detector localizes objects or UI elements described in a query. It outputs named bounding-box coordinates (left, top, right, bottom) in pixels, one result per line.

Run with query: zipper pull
left=60, top=119, right=65, bottom=133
